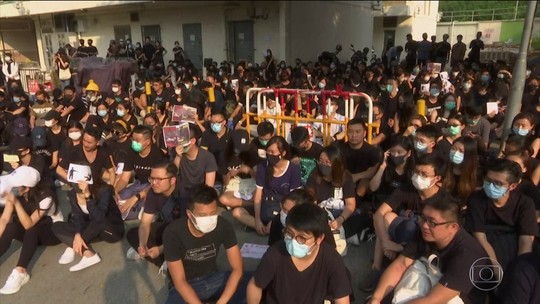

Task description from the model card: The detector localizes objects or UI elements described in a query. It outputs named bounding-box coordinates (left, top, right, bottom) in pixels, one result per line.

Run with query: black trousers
left=0, top=217, right=60, bottom=269
left=52, top=218, right=124, bottom=252
left=126, top=221, right=167, bottom=267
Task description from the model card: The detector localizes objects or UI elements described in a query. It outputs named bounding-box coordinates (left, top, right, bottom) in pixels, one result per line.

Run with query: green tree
left=439, top=0, right=537, bottom=22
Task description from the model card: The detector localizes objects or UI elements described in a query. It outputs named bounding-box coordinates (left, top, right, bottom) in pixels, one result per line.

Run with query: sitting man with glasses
left=466, top=158, right=538, bottom=271
left=125, top=162, right=181, bottom=269
left=368, top=199, right=489, bottom=304
left=247, top=203, right=352, bottom=304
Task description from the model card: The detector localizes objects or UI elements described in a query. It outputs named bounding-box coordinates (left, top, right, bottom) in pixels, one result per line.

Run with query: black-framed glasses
left=148, top=176, right=172, bottom=183
left=483, top=177, right=507, bottom=188
left=283, top=229, right=313, bottom=245
left=111, top=131, right=124, bottom=136
left=418, top=214, right=454, bottom=228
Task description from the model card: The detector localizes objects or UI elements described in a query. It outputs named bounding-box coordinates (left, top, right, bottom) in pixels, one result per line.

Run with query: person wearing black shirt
left=86, top=39, right=98, bottom=57
left=103, top=120, right=132, bottom=178
left=247, top=203, right=352, bottom=304
left=247, top=121, right=274, bottom=168
left=290, top=126, right=323, bottom=185
left=369, top=102, right=393, bottom=150
left=200, top=109, right=232, bottom=182
left=466, top=159, right=538, bottom=270
left=58, top=86, right=88, bottom=124
left=333, top=118, right=381, bottom=200
left=369, top=200, right=489, bottom=304
left=110, top=79, right=129, bottom=106
left=86, top=101, right=114, bottom=138
left=142, top=36, right=156, bottom=68
left=126, top=163, right=181, bottom=268
left=150, top=78, right=174, bottom=109
left=115, top=125, right=167, bottom=220
left=163, top=184, right=246, bottom=304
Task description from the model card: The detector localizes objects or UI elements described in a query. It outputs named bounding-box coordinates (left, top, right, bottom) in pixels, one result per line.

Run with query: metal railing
left=439, top=4, right=538, bottom=22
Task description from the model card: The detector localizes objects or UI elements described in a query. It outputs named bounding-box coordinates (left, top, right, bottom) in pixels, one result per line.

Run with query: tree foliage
left=438, top=0, right=538, bottom=22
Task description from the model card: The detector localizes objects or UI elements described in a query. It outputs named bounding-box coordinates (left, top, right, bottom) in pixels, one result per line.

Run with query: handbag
left=59, top=67, right=71, bottom=80
left=393, top=254, right=464, bottom=304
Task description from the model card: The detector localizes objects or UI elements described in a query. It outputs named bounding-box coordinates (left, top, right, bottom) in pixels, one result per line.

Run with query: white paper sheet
left=486, top=102, right=498, bottom=115
left=67, top=164, right=93, bottom=184
left=240, top=243, right=269, bottom=259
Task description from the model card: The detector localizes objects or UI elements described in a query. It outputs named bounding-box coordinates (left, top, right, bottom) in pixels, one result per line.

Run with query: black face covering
left=266, top=154, right=281, bottom=166
left=390, top=155, right=406, bottom=166
left=318, top=163, right=332, bottom=176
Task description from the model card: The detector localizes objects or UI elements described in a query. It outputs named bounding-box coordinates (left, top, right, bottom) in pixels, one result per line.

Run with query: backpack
left=32, top=126, right=48, bottom=149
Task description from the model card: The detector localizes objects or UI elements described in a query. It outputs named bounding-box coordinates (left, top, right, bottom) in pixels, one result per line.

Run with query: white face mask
left=112, top=87, right=120, bottom=93
left=5, top=56, right=11, bottom=61
left=411, top=173, right=434, bottom=191
left=280, top=210, right=287, bottom=227
left=44, top=120, right=54, bottom=127
left=326, top=104, right=334, bottom=115
left=68, top=131, right=82, bottom=141
left=190, top=212, right=218, bottom=233
left=175, top=88, right=181, bottom=95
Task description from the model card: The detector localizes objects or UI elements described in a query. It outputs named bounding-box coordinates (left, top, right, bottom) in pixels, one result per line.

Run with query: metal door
left=228, top=20, right=254, bottom=64
left=114, top=25, right=132, bottom=41
left=383, top=30, right=396, bottom=52
left=182, top=23, right=203, bottom=69
left=141, top=25, right=161, bottom=44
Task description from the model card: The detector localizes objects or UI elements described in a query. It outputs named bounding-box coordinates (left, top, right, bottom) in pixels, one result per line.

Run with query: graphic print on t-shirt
left=185, top=244, right=217, bottom=262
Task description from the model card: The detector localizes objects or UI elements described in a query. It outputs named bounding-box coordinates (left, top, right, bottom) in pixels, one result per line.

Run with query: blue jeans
left=119, top=180, right=149, bottom=220
left=166, top=271, right=251, bottom=304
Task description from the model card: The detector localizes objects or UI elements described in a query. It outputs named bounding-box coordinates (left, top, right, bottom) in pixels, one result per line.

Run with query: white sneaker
left=69, top=253, right=101, bottom=272
left=0, top=269, right=30, bottom=294
left=126, top=247, right=141, bottom=260
left=58, top=247, right=75, bottom=265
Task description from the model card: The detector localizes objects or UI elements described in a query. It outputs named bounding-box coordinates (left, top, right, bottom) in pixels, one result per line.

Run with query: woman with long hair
left=393, top=90, right=416, bottom=135
left=443, top=136, right=480, bottom=205
left=231, top=136, right=301, bottom=235
left=52, top=174, right=123, bottom=272
left=0, top=166, right=63, bottom=294
left=305, top=145, right=356, bottom=237
left=437, top=113, right=466, bottom=159
left=115, top=101, right=138, bottom=131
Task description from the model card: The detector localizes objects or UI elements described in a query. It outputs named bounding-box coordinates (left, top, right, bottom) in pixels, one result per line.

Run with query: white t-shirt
left=39, top=197, right=64, bottom=222
left=313, top=113, right=346, bottom=145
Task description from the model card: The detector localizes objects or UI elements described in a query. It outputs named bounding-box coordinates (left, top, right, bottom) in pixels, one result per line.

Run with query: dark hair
left=464, top=105, right=483, bottom=117
left=152, top=162, right=178, bottom=177
left=313, top=145, right=346, bottom=187
left=282, top=189, right=314, bottom=206
left=265, top=136, right=291, bottom=183
left=112, top=79, right=122, bottom=86
left=486, top=158, right=523, bottom=184
left=64, top=85, right=76, bottom=92
left=132, top=125, right=153, bottom=141
left=188, top=123, right=201, bottom=140
left=390, top=135, right=413, bottom=152
left=347, top=118, right=366, bottom=130
left=425, top=195, right=460, bottom=223
left=443, top=136, right=478, bottom=201
left=512, top=112, right=536, bottom=127
left=67, top=120, right=84, bottom=131
left=188, top=184, right=218, bottom=210
left=84, top=125, right=102, bottom=141
left=416, top=125, right=440, bottom=141
left=286, top=203, right=328, bottom=239
left=505, top=134, right=534, bottom=157
left=118, top=101, right=132, bottom=113
left=416, top=153, right=446, bottom=177
left=210, top=108, right=227, bottom=120
left=257, top=121, right=274, bottom=137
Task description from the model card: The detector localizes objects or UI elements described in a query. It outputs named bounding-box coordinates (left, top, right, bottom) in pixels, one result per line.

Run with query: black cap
left=290, top=126, right=309, bottom=148
left=231, top=129, right=250, bottom=153
left=10, top=135, right=33, bottom=150
left=12, top=118, right=30, bottom=136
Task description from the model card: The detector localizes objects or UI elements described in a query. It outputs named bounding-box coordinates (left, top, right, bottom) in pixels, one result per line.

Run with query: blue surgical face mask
left=211, top=122, right=222, bottom=133
left=98, top=110, right=108, bottom=117
left=13, top=97, right=21, bottom=103
left=285, top=237, right=314, bottom=258
left=415, top=140, right=428, bottom=152
left=483, top=181, right=508, bottom=200
left=463, top=83, right=472, bottom=90
left=430, top=88, right=440, bottom=97
left=318, top=82, right=325, bottom=89
left=117, top=109, right=125, bottom=117
left=449, top=150, right=464, bottom=165
left=481, top=75, right=490, bottom=82
left=386, top=84, right=394, bottom=92
left=445, top=100, right=456, bottom=110
left=513, top=127, right=529, bottom=136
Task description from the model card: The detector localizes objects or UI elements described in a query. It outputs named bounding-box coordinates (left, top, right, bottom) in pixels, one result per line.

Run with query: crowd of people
left=0, top=29, right=539, bottom=304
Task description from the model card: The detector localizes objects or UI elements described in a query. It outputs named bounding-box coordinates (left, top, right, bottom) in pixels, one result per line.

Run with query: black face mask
left=318, top=164, right=332, bottom=176
left=266, top=154, right=281, bottom=166
left=529, top=85, right=538, bottom=92
left=390, top=155, right=406, bottom=166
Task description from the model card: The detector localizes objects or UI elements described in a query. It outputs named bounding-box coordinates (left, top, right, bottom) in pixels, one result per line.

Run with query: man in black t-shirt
left=290, top=126, right=323, bottom=185
left=466, top=159, right=538, bottom=270
left=369, top=200, right=489, bottom=304
left=115, top=125, right=167, bottom=220
left=333, top=118, right=381, bottom=199
left=126, top=163, right=180, bottom=267
left=200, top=109, right=231, bottom=182
left=248, top=203, right=352, bottom=303
left=247, top=121, right=274, bottom=168
left=58, top=86, right=88, bottom=124
left=163, top=184, right=246, bottom=304
left=150, top=78, right=174, bottom=108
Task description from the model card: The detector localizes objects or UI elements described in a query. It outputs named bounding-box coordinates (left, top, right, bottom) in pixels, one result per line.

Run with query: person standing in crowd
left=75, top=39, right=87, bottom=58
left=435, top=34, right=451, bottom=70
left=163, top=184, right=248, bottom=304
left=153, top=41, right=167, bottom=67
left=404, top=34, right=418, bottom=71
left=143, top=36, right=156, bottom=68
left=173, top=41, right=185, bottom=64
left=417, top=33, right=432, bottom=69
left=451, top=34, right=467, bottom=68
left=0, top=166, right=63, bottom=294
left=2, top=53, right=20, bottom=93
left=54, top=51, right=71, bottom=90
left=86, top=39, right=98, bottom=57
left=468, top=31, right=484, bottom=66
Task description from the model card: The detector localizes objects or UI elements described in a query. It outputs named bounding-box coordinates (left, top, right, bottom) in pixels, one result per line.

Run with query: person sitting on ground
left=495, top=251, right=540, bottom=304
left=163, top=184, right=248, bottom=304
left=372, top=154, right=448, bottom=277
left=232, top=136, right=301, bottom=235
left=312, top=97, right=346, bottom=145
left=125, top=162, right=181, bottom=270
left=52, top=176, right=123, bottom=272
left=0, top=166, right=63, bottom=295
left=368, top=199, right=489, bottom=304
left=290, top=126, right=323, bottom=185
left=412, top=124, right=442, bottom=162
left=247, top=121, right=275, bottom=169
left=247, top=203, right=352, bottom=304
left=466, top=158, right=538, bottom=270
left=200, top=109, right=232, bottom=185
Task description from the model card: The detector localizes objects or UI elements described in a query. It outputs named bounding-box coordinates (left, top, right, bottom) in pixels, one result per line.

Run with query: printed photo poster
left=163, top=123, right=191, bottom=148
left=67, top=164, right=93, bottom=184
left=427, top=62, right=442, bottom=74
left=171, top=105, right=197, bottom=123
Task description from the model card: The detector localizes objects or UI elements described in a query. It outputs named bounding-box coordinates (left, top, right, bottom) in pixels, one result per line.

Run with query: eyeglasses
left=316, top=160, right=332, bottom=166
left=483, top=177, right=507, bottom=188
left=111, top=131, right=124, bottom=136
left=148, top=176, right=172, bottom=183
left=418, top=214, right=454, bottom=228
left=283, top=229, right=314, bottom=245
